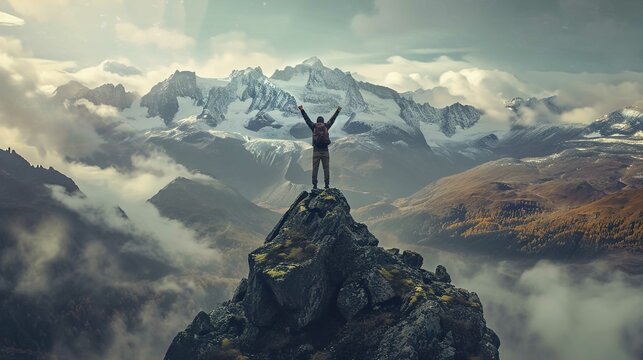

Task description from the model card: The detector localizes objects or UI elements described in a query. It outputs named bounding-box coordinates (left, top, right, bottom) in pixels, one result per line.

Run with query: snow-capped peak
left=302, top=56, right=323, bottom=67
left=230, top=67, right=264, bottom=79
left=621, top=106, right=643, bottom=118
left=586, top=105, right=643, bottom=137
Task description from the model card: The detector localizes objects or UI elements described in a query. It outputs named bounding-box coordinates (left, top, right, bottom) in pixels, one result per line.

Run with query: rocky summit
left=164, top=189, right=500, bottom=360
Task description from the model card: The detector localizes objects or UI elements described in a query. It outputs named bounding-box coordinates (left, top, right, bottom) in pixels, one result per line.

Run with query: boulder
left=401, top=250, right=423, bottom=269
left=435, top=265, right=452, bottom=283
left=164, top=189, right=499, bottom=360
left=337, top=282, right=368, bottom=320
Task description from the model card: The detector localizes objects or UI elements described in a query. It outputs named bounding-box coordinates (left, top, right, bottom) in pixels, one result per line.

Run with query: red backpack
left=313, top=123, right=331, bottom=146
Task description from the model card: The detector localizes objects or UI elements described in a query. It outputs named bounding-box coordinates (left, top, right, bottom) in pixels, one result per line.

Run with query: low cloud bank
left=415, top=248, right=643, bottom=360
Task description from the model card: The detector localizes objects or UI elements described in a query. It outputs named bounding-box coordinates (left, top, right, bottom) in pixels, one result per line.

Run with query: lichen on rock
left=164, top=189, right=500, bottom=360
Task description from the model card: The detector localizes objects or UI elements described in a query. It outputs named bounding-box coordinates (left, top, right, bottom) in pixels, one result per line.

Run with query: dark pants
left=312, top=149, right=330, bottom=186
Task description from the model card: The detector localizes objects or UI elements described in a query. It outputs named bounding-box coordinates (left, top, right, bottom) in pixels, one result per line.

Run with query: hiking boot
left=312, top=184, right=318, bottom=190
left=324, top=183, right=330, bottom=189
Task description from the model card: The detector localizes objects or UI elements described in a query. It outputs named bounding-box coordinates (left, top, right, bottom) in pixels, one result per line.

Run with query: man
left=298, top=104, right=342, bottom=189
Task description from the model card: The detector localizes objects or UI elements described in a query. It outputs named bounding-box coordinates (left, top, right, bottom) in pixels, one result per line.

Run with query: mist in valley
left=1, top=1, right=642, bottom=358
left=405, top=245, right=643, bottom=360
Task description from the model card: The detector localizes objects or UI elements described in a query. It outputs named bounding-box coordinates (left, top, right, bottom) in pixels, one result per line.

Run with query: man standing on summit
left=298, top=104, right=341, bottom=189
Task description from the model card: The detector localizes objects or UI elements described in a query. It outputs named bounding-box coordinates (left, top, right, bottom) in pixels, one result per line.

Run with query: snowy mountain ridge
left=135, top=57, right=482, bottom=145
left=586, top=106, right=643, bottom=137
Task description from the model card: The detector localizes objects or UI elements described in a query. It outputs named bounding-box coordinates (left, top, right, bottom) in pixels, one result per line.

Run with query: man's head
left=316, top=116, right=324, bottom=123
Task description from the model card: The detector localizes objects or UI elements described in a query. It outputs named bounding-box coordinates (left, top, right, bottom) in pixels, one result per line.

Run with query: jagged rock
left=337, top=282, right=368, bottom=320
left=199, top=86, right=235, bottom=126
left=585, top=106, right=643, bottom=137
left=164, top=189, right=499, bottom=360
left=53, top=81, right=136, bottom=110
left=342, top=117, right=372, bottom=135
left=505, top=96, right=564, bottom=115
left=401, top=250, right=423, bottom=269
left=476, top=133, right=499, bottom=148
left=358, top=81, right=481, bottom=137
left=245, top=112, right=282, bottom=131
left=80, top=83, right=136, bottom=110
left=435, top=265, right=451, bottom=284
left=365, top=269, right=395, bottom=305
left=140, top=70, right=204, bottom=125
left=385, top=248, right=400, bottom=255
left=199, top=67, right=299, bottom=128
left=232, top=278, right=248, bottom=302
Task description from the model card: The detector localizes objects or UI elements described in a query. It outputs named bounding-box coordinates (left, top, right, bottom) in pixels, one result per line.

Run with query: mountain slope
left=586, top=106, right=643, bottom=137
left=140, top=70, right=204, bottom=124
left=359, top=148, right=643, bottom=258
left=0, top=148, right=181, bottom=359
left=53, top=81, right=136, bottom=110
left=149, top=177, right=280, bottom=275
left=140, top=57, right=481, bottom=143
left=149, top=176, right=278, bottom=236
left=164, top=189, right=499, bottom=360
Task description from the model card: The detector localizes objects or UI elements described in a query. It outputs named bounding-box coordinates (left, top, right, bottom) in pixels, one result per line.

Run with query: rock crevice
left=164, top=189, right=500, bottom=360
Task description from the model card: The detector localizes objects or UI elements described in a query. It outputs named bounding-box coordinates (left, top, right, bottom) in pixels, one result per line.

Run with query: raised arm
left=298, top=105, right=314, bottom=130
left=326, top=106, right=342, bottom=129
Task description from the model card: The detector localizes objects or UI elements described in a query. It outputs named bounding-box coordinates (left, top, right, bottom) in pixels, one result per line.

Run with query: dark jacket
left=300, top=108, right=340, bottom=151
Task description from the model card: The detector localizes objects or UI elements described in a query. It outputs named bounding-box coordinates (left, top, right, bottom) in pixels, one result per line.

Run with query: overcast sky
left=2, top=0, right=641, bottom=70
left=0, top=0, right=642, bottom=122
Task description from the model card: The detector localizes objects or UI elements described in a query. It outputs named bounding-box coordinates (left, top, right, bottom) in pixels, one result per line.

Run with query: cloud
left=66, top=59, right=172, bottom=95
left=103, top=61, right=142, bottom=76
left=115, top=21, right=195, bottom=51
left=0, top=30, right=290, bottom=97
left=0, top=39, right=237, bottom=359
left=0, top=38, right=220, bottom=269
left=7, top=0, right=70, bottom=21
left=47, top=155, right=221, bottom=269
left=347, top=54, right=643, bottom=125
left=350, top=0, right=643, bottom=73
left=346, top=55, right=470, bottom=91
left=0, top=50, right=105, bottom=157
left=348, top=55, right=542, bottom=123
left=412, top=247, right=643, bottom=360
left=197, top=31, right=292, bottom=78
left=0, top=36, right=76, bottom=94
left=0, top=10, right=25, bottom=26
left=529, top=71, right=643, bottom=120
left=73, top=98, right=121, bottom=118
left=437, top=68, right=542, bottom=122
left=3, top=218, right=69, bottom=293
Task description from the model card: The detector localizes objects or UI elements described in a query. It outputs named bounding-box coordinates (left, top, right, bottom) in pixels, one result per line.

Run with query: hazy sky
left=0, top=0, right=642, bottom=122
left=1, top=0, right=641, bottom=70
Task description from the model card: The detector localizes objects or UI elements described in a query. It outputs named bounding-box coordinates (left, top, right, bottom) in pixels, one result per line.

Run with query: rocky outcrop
left=358, top=81, right=482, bottom=137
left=585, top=106, right=643, bottom=137
left=504, top=96, right=563, bottom=115
left=272, top=57, right=368, bottom=115
left=200, top=67, right=299, bottom=127
left=164, top=189, right=500, bottom=360
left=304, top=59, right=368, bottom=114
left=0, top=147, right=79, bottom=194
left=80, top=83, right=136, bottom=110
left=140, top=70, right=204, bottom=125
left=53, top=81, right=136, bottom=110
left=245, top=112, right=283, bottom=132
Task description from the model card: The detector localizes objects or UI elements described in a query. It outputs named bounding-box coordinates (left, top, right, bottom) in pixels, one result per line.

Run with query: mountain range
left=2, top=56, right=641, bottom=359
left=356, top=144, right=642, bottom=258
left=52, top=58, right=643, bottom=256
